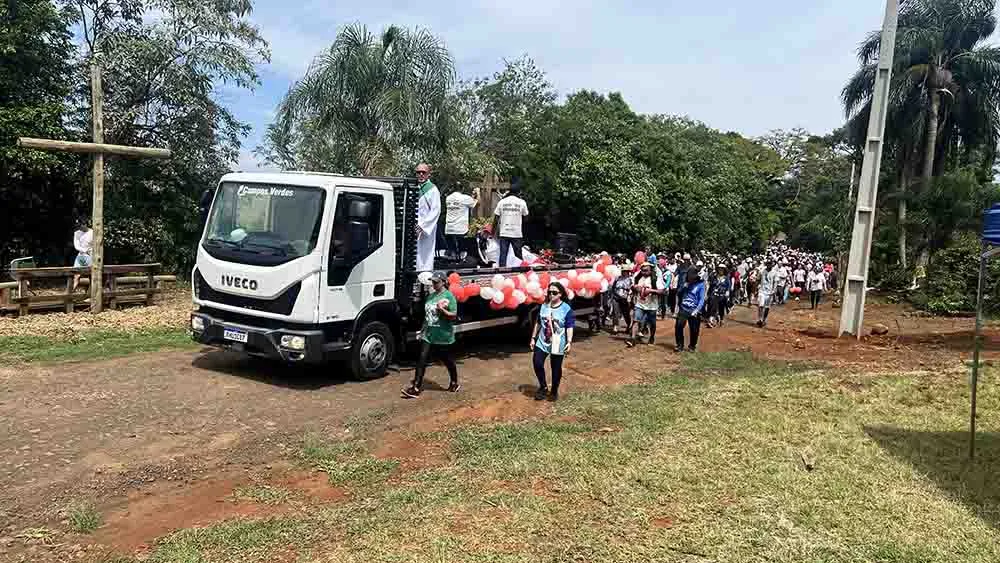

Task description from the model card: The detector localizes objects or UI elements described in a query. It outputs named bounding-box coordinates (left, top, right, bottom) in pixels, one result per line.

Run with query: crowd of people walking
left=601, top=244, right=837, bottom=351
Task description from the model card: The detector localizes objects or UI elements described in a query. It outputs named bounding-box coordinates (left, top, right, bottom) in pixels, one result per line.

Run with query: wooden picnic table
left=3, top=263, right=163, bottom=315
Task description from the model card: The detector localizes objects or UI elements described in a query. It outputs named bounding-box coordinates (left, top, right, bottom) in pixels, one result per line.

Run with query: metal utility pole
left=839, top=0, right=899, bottom=338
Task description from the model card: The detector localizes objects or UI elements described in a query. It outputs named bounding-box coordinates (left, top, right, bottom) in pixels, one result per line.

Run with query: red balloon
left=538, top=272, right=551, bottom=288
left=585, top=279, right=601, bottom=291
left=489, top=300, right=504, bottom=310
left=465, top=283, right=482, bottom=299
left=635, top=251, right=646, bottom=265
left=596, top=262, right=607, bottom=274
left=448, top=272, right=461, bottom=285
left=449, top=283, right=461, bottom=294
left=505, top=295, right=519, bottom=309
left=571, top=277, right=585, bottom=291
left=503, top=286, right=514, bottom=298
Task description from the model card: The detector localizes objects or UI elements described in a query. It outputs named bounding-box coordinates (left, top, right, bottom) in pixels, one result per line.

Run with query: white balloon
left=418, top=272, right=433, bottom=285
left=567, top=289, right=576, bottom=300
left=503, top=279, right=515, bottom=290
left=491, top=274, right=505, bottom=290
left=480, top=287, right=496, bottom=300
left=492, top=292, right=505, bottom=305
left=558, top=278, right=570, bottom=288
left=513, top=290, right=526, bottom=304
left=517, top=274, right=528, bottom=288
left=600, top=279, right=610, bottom=293
left=527, top=272, right=539, bottom=282
left=566, top=270, right=578, bottom=280
left=525, top=281, right=541, bottom=294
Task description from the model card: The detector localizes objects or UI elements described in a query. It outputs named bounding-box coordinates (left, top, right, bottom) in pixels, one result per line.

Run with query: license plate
left=223, top=328, right=248, bottom=343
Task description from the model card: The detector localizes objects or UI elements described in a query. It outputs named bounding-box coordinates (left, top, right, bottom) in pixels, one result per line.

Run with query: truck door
left=320, top=188, right=394, bottom=323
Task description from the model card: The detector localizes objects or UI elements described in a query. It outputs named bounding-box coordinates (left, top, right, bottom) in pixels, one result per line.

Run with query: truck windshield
left=202, top=182, right=326, bottom=266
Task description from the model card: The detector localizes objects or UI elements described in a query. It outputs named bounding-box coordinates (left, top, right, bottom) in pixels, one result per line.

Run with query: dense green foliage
left=0, top=0, right=268, bottom=274
left=0, top=0, right=78, bottom=266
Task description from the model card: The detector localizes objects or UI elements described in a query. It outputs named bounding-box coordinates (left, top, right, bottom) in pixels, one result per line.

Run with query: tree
left=842, top=0, right=1000, bottom=268
left=67, top=0, right=270, bottom=273
left=264, top=24, right=455, bottom=175
left=0, top=0, right=78, bottom=266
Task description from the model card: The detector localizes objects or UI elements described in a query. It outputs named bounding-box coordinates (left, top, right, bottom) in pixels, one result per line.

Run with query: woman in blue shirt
left=530, top=282, right=575, bottom=402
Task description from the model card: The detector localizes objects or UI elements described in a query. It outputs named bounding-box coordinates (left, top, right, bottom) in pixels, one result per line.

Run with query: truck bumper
left=189, top=311, right=330, bottom=364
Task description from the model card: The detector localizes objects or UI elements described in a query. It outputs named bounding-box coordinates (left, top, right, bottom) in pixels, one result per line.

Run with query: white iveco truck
left=190, top=172, right=594, bottom=379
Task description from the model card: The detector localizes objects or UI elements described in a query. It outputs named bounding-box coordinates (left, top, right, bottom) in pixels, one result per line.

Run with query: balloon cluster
left=444, top=255, right=620, bottom=310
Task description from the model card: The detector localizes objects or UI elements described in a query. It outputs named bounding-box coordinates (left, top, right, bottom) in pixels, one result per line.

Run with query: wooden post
left=64, top=277, right=75, bottom=313
left=90, top=63, right=105, bottom=314
left=18, top=278, right=28, bottom=316
left=146, top=268, right=156, bottom=306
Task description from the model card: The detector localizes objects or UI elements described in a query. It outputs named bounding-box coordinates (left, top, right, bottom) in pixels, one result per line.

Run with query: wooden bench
left=1, top=264, right=174, bottom=315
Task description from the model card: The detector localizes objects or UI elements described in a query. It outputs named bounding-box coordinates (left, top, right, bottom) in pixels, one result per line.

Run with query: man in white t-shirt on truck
left=443, top=185, right=480, bottom=258
left=492, top=183, right=529, bottom=267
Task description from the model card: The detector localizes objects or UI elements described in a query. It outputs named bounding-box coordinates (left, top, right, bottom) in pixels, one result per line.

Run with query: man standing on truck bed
left=444, top=184, right=480, bottom=258
left=492, top=180, right=529, bottom=267
left=415, top=163, right=441, bottom=272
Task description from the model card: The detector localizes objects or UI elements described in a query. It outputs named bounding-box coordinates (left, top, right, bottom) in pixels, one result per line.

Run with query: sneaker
left=688, top=347, right=697, bottom=352
left=546, top=390, right=559, bottom=402
left=401, top=385, right=422, bottom=399
left=447, top=382, right=461, bottom=393
left=674, top=346, right=684, bottom=353
left=648, top=337, right=655, bottom=345
left=534, top=387, right=548, bottom=401
left=625, top=339, right=635, bottom=348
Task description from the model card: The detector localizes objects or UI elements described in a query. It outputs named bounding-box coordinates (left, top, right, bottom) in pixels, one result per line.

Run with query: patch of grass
left=67, top=501, right=102, bottom=533
left=144, top=517, right=311, bottom=563
left=118, top=354, right=1000, bottom=562
left=232, top=485, right=293, bottom=505
left=0, top=328, right=195, bottom=364
left=300, top=434, right=399, bottom=486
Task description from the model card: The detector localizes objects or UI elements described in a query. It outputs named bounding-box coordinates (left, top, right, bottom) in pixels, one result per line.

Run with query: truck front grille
left=195, top=270, right=301, bottom=316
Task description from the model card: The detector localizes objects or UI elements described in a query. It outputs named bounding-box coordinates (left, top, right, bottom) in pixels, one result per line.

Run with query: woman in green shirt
left=402, top=271, right=460, bottom=398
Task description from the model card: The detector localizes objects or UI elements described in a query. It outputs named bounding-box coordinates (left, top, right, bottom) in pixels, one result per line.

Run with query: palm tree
left=842, top=0, right=1000, bottom=268
left=272, top=24, right=455, bottom=175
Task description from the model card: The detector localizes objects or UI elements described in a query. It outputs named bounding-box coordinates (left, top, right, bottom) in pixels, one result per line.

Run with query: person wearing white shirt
left=492, top=184, right=529, bottom=267
left=807, top=264, right=828, bottom=310
left=414, top=163, right=441, bottom=272
left=443, top=185, right=480, bottom=258
left=72, top=221, right=94, bottom=290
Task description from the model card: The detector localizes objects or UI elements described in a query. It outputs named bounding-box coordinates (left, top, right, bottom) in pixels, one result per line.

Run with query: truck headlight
left=191, top=316, right=205, bottom=332
left=280, top=335, right=306, bottom=350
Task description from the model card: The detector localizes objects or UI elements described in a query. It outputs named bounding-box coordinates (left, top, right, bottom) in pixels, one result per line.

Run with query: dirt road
left=0, top=300, right=990, bottom=559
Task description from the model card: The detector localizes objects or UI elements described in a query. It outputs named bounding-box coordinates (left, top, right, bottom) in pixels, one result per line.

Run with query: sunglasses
left=415, top=170, right=429, bottom=175
left=548, top=290, right=561, bottom=295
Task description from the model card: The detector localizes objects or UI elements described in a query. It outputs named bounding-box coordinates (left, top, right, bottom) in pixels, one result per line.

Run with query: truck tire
left=351, top=321, right=394, bottom=380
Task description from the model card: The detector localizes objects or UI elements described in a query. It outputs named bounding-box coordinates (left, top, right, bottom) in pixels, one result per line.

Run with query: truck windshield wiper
left=242, top=242, right=291, bottom=256
left=204, top=238, right=261, bottom=254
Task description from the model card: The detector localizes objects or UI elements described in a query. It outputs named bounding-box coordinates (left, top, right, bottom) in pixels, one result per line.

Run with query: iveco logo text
left=237, top=184, right=295, bottom=197
left=221, top=275, right=258, bottom=291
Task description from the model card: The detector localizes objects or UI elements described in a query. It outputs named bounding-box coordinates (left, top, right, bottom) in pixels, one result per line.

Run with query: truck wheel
left=352, top=321, right=394, bottom=380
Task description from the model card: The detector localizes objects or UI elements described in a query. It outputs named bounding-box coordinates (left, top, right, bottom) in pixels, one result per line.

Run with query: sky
left=228, top=0, right=888, bottom=171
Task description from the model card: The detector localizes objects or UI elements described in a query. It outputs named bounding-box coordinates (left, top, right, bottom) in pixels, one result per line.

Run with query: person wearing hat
left=611, top=265, right=634, bottom=335
left=675, top=266, right=706, bottom=351
left=626, top=262, right=663, bottom=347
left=402, top=272, right=460, bottom=398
